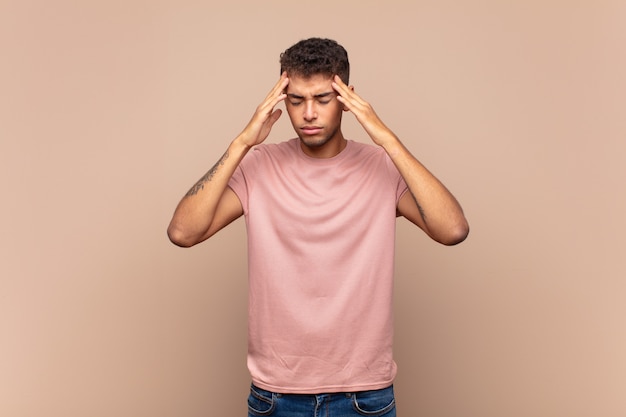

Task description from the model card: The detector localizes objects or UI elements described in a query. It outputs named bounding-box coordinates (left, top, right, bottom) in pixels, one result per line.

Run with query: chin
left=299, top=135, right=331, bottom=148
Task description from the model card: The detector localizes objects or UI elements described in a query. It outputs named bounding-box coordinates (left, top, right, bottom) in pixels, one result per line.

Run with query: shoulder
left=346, top=140, right=391, bottom=162
left=346, top=140, right=402, bottom=181
left=253, top=138, right=298, bottom=154
left=241, top=138, right=298, bottom=167
left=247, top=138, right=298, bottom=160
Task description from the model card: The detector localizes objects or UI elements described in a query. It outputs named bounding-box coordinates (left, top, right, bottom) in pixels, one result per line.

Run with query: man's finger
left=268, top=72, right=289, bottom=99
left=269, top=109, right=282, bottom=125
left=332, top=76, right=366, bottom=107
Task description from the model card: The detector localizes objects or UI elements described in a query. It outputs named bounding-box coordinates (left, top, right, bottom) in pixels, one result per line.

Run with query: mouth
left=300, top=126, right=323, bottom=135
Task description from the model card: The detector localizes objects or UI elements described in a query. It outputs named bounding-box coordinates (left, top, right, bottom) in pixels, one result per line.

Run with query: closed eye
left=287, top=94, right=303, bottom=106
left=315, top=92, right=336, bottom=104
left=287, top=92, right=335, bottom=106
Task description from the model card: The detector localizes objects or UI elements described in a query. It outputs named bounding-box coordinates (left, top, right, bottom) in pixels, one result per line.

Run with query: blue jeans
left=247, top=384, right=396, bottom=417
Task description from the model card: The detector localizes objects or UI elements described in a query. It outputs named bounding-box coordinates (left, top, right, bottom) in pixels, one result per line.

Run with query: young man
left=168, top=38, right=469, bottom=417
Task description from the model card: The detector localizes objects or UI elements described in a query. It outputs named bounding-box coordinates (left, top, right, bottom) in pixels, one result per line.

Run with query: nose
left=303, top=101, right=317, bottom=121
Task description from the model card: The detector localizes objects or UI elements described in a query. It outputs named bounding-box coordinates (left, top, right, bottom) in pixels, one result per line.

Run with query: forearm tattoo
left=185, top=151, right=229, bottom=197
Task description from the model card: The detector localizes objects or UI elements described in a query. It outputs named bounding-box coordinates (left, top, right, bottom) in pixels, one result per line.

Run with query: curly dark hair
left=279, top=38, right=350, bottom=84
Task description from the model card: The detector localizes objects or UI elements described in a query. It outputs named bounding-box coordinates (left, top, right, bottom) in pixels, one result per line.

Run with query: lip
left=301, top=126, right=323, bottom=135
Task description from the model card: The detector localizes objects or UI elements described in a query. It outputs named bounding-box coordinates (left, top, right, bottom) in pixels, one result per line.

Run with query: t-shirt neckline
left=294, top=138, right=353, bottom=164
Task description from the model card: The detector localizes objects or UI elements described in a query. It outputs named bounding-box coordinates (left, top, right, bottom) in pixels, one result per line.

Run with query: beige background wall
left=2, top=1, right=625, bottom=416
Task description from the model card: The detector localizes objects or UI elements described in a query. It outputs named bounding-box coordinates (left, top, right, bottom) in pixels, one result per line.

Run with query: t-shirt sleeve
left=396, top=175, right=409, bottom=203
left=228, top=160, right=250, bottom=215
left=382, top=152, right=409, bottom=204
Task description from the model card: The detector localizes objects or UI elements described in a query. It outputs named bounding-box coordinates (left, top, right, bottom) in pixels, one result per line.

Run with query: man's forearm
left=167, top=137, right=250, bottom=246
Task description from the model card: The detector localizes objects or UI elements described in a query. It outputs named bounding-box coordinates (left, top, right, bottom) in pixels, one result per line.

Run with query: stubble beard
left=298, top=124, right=341, bottom=150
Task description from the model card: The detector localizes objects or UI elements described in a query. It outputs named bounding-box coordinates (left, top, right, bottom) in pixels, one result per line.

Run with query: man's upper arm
left=202, top=186, right=244, bottom=241
left=396, top=190, right=428, bottom=232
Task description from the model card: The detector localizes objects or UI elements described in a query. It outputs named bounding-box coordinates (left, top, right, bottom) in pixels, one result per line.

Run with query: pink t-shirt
left=228, top=138, right=408, bottom=394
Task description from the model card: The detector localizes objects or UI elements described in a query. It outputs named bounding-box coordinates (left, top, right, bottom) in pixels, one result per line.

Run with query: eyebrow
left=287, top=91, right=336, bottom=99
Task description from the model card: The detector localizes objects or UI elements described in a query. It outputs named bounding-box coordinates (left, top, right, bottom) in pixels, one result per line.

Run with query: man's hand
left=239, top=72, right=290, bottom=148
left=331, top=75, right=396, bottom=147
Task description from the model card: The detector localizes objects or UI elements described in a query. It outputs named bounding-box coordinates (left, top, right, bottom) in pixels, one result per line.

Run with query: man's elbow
left=438, top=220, right=470, bottom=246
left=167, top=223, right=198, bottom=248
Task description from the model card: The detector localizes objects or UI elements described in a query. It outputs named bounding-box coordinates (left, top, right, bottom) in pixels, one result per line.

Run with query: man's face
left=284, top=73, right=345, bottom=152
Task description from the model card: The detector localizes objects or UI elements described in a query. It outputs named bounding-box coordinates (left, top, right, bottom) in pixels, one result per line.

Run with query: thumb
left=268, top=108, right=282, bottom=126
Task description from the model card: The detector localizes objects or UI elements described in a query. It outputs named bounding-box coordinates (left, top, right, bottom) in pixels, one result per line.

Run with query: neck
left=299, top=131, right=347, bottom=159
